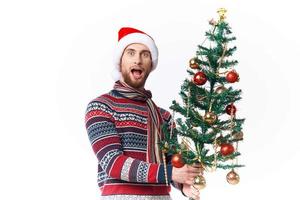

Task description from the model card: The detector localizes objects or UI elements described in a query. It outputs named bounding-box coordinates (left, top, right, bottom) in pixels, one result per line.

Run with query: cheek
left=143, top=58, right=152, bottom=70
left=142, top=58, right=152, bottom=67
left=120, top=58, right=131, bottom=72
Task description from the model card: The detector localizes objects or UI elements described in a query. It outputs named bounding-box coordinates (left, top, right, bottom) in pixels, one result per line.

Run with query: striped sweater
left=85, top=89, right=182, bottom=198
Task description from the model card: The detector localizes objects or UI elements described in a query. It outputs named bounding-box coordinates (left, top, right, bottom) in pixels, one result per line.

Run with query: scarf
left=113, top=81, right=164, bottom=164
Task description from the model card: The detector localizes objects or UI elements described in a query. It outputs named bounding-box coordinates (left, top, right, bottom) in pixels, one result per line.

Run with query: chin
left=129, top=80, right=145, bottom=89
left=126, top=78, right=145, bottom=89
left=121, top=71, right=149, bottom=89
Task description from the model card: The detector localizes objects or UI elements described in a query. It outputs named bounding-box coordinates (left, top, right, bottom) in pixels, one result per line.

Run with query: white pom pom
left=111, top=68, right=121, bottom=81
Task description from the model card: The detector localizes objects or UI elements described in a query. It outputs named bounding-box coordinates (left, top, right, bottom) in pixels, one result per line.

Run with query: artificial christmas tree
left=160, top=8, right=245, bottom=193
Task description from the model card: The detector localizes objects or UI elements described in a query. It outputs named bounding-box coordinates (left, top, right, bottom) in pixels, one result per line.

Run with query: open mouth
left=131, top=68, right=143, bottom=79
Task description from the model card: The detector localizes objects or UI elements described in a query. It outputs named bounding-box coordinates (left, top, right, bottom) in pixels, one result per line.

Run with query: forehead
left=124, top=43, right=150, bottom=52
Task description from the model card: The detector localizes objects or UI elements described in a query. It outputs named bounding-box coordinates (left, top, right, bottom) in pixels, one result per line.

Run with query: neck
left=119, top=78, right=145, bottom=91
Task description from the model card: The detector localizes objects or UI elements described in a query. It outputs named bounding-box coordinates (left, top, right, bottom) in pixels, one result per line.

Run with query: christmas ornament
left=209, top=18, right=217, bottom=26
left=225, top=104, right=237, bottom=115
left=226, top=170, right=240, bottom=185
left=193, top=71, right=207, bottom=85
left=162, top=142, right=169, bottom=153
left=203, top=111, right=218, bottom=124
left=226, top=70, right=239, bottom=83
left=215, top=85, right=227, bottom=94
left=189, top=58, right=199, bottom=69
left=216, top=135, right=224, bottom=145
left=193, top=175, right=206, bottom=190
left=232, top=131, right=244, bottom=140
left=171, top=153, right=185, bottom=168
left=220, top=143, right=235, bottom=156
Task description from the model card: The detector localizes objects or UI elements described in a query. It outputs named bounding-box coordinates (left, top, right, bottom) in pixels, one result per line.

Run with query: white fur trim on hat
left=112, top=32, right=158, bottom=81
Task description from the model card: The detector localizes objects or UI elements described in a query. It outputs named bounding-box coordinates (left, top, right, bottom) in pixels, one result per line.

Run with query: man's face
left=120, top=43, right=152, bottom=89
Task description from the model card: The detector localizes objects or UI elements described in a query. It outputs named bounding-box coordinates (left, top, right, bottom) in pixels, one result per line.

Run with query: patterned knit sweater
left=85, top=89, right=182, bottom=198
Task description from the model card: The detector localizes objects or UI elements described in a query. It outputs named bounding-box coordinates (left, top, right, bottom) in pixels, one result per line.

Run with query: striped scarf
left=113, top=81, right=164, bottom=164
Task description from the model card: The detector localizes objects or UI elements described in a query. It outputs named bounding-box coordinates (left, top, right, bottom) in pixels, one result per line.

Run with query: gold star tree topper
left=217, top=8, right=227, bottom=21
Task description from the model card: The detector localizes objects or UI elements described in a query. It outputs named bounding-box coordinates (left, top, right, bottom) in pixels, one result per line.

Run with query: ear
left=119, top=53, right=125, bottom=72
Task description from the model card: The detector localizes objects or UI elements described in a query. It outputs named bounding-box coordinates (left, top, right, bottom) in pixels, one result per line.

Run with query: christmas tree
left=161, top=8, right=245, bottom=190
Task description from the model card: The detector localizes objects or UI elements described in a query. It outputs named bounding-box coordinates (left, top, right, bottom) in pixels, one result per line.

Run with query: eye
left=142, top=52, right=150, bottom=58
left=127, top=50, right=135, bottom=56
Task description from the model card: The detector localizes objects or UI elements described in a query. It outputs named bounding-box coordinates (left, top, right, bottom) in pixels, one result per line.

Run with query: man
left=85, top=27, right=202, bottom=200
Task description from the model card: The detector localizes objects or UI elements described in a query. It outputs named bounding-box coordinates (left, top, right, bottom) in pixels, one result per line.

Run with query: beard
left=121, top=69, right=150, bottom=89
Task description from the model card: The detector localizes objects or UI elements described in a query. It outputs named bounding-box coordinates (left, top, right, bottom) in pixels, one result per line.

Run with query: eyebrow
left=125, top=48, right=151, bottom=54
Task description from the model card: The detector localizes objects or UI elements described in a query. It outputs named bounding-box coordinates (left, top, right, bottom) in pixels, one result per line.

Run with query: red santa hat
left=112, top=27, right=158, bottom=81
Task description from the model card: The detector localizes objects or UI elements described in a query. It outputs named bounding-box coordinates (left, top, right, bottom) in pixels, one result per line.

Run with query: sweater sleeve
left=160, top=108, right=184, bottom=192
left=85, top=100, right=172, bottom=184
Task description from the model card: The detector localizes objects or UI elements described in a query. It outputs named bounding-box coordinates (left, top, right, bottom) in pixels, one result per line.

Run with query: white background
left=1, top=0, right=299, bottom=199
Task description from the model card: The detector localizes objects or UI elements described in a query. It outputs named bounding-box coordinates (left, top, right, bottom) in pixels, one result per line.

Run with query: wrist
left=171, top=166, right=177, bottom=182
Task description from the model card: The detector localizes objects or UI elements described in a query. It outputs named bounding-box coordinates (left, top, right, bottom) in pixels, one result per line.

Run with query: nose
left=133, top=54, right=142, bottom=65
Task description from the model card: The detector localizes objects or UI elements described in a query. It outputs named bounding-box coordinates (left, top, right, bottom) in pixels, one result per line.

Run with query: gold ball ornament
left=226, top=170, right=240, bottom=185
left=193, top=175, right=206, bottom=190
left=233, top=131, right=244, bottom=140
left=215, top=85, right=227, bottom=94
left=203, top=112, right=218, bottom=125
left=189, top=58, right=199, bottom=69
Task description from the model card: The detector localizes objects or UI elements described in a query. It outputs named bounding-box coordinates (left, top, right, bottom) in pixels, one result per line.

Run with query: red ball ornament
left=226, top=70, right=239, bottom=83
left=193, top=72, right=207, bottom=85
left=225, top=104, right=237, bottom=115
left=171, top=154, right=185, bottom=168
left=220, top=143, right=235, bottom=156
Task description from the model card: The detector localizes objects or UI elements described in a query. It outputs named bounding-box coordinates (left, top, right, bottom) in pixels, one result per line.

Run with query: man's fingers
left=188, top=166, right=202, bottom=171
left=185, top=179, right=194, bottom=185
left=197, top=170, right=203, bottom=175
left=191, top=163, right=202, bottom=167
left=191, top=170, right=203, bottom=175
left=191, top=186, right=200, bottom=200
left=190, top=194, right=200, bottom=200
left=188, top=168, right=203, bottom=175
left=193, top=195, right=200, bottom=200
left=191, top=186, right=200, bottom=195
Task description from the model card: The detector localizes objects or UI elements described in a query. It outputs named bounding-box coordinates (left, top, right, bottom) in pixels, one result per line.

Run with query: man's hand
left=182, top=183, right=200, bottom=200
left=171, top=163, right=203, bottom=185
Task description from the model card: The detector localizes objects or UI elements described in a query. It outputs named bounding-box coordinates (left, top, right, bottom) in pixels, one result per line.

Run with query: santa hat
left=112, top=27, right=159, bottom=81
